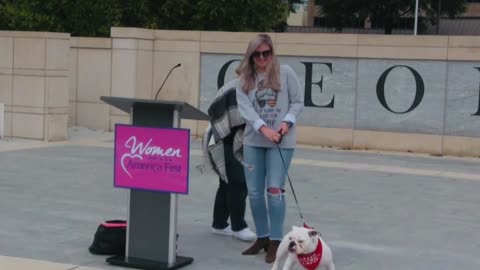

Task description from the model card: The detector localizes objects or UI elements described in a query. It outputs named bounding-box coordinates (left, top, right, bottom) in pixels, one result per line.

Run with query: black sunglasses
left=252, top=49, right=272, bottom=59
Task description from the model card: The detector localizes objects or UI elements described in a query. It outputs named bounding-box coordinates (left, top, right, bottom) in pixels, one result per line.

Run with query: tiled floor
left=1, top=126, right=480, bottom=270
left=0, top=256, right=100, bottom=270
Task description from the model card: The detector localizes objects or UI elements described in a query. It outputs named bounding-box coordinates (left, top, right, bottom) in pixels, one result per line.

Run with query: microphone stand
left=154, top=63, right=181, bottom=100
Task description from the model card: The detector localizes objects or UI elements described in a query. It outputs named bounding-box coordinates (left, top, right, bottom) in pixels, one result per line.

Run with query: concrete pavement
left=1, top=127, right=480, bottom=270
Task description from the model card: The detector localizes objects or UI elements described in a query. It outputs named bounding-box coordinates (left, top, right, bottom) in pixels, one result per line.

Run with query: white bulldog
left=271, top=226, right=334, bottom=270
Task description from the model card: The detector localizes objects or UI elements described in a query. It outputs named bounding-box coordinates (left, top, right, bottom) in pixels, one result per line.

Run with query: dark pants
left=212, top=142, right=248, bottom=232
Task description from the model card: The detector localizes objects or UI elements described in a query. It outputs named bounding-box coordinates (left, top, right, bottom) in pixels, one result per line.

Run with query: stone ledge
left=0, top=30, right=69, bottom=39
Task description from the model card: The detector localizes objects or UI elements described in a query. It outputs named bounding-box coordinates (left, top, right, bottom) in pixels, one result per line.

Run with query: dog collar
left=297, top=240, right=323, bottom=270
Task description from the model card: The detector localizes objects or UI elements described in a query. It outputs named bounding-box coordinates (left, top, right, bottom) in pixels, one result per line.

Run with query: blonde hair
left=235, top=34, right=281, bottom=93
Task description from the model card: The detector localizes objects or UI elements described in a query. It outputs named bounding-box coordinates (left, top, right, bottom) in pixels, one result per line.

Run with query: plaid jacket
left=202, top=78, right=245, bottom=182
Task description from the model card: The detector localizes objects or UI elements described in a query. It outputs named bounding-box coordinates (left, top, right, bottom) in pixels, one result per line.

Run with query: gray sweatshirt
left=236, top=65, right=304, bottom=149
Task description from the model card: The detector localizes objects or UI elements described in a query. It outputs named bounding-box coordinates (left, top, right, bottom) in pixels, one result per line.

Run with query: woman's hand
left=260, top=126, right=282, bottom=143
left=277, top=121, right=290, bottom=136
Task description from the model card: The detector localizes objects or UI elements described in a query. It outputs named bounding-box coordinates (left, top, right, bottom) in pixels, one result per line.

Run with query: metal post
left=414, top=0, right=419, bottom=35
left=0, top=103, right=4, bottom=138
left=168, top=108, right=181, bottom=266
left=436, top=0, right=441, bottom=34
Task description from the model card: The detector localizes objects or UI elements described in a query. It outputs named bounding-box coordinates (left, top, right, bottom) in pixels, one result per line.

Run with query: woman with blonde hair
left=235, top=34, right=304, bottom=263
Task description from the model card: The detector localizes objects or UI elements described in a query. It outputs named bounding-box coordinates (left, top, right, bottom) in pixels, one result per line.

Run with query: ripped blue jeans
left=243, top=145, right=294, bottom=241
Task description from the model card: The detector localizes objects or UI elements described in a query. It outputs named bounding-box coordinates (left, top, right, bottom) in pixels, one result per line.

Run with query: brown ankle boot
left=265, top=240, right=280, bottom=263
left=241, top=237, right=269, bottom=255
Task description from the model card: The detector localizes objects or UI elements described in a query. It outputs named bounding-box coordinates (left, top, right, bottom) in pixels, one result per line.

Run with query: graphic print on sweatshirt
left=254, top=79, right=281, bottom=127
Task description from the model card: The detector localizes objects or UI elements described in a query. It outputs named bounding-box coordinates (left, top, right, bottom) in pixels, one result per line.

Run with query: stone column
left=110, top=28, right=155, bottom=130
left=109, top=28, right=201, bottom=135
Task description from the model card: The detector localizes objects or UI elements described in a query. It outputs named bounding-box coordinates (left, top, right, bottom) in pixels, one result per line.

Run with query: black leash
left=276, top=135, right=310, bottom=227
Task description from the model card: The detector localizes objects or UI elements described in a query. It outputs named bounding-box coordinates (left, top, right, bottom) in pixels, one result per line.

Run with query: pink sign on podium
left=114, top=124, right=190, bottom=194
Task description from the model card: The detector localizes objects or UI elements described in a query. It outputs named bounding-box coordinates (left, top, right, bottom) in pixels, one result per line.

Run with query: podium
left=100, top=96, right=208, bottom=270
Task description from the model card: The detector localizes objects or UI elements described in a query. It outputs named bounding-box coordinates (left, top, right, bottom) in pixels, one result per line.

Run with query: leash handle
left=276, top=136, right=305, bottom=222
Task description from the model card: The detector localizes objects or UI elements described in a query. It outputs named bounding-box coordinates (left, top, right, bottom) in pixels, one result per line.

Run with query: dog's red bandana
left=297, top=240, right=323, bottom=270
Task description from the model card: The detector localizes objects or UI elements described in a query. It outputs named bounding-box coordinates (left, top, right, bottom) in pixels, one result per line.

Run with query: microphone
left=154, top=63, right=182, bottom=100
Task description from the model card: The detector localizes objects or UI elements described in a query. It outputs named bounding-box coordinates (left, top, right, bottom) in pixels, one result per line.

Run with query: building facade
left=287, top=0, right=480, bottom=35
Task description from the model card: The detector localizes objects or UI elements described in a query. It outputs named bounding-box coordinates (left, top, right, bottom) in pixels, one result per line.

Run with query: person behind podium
left=203, top=78, right=257, bottom=242
left=235, top=34, right=304, bottom=263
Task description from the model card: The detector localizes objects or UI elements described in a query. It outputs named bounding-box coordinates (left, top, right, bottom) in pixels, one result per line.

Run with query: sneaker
left=232, top=227, right=256, bottom=242
left=211, top=225, right=233, bottom=236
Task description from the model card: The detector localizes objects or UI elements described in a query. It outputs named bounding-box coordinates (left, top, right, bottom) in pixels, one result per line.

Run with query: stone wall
left=101, top=28, right=480, bottom=156
left=0, top=31, right=70, bottom=141
left=69, top=37, right=112, bottom=130
left=3, top=28, right=480, bottom=157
